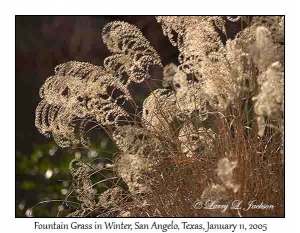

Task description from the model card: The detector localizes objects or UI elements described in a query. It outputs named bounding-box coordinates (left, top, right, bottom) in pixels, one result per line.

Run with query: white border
left=1, top=0, right=299, bottom=232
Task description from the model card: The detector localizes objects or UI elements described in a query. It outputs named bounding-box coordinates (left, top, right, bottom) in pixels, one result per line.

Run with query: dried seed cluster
left=34, top=16, right=284, bottom=217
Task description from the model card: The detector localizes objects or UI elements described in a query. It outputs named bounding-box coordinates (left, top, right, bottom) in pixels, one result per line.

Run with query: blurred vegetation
left=15, top=16, right=177, bottom=217
left=16, top=134, right=118, bottom=217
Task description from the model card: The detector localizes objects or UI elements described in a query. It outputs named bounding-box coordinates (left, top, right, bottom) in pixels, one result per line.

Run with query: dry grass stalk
left=34, top=16, right=284, bottom=217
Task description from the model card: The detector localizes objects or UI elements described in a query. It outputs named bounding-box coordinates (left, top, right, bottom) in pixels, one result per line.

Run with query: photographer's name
left=194, top=199, right=274, bottom=213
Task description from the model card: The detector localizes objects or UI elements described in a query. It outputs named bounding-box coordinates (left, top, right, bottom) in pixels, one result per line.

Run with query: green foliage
left=16, top=135, right=118, bottom=217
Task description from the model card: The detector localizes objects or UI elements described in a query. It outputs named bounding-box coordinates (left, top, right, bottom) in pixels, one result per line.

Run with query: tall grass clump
left=34, top=16, right=284, bottom=217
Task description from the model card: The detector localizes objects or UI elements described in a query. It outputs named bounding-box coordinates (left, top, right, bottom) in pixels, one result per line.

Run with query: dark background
left=15, top=16, right=178, bottom=217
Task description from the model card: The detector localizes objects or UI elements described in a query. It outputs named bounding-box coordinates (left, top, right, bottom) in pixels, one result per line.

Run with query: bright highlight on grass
left=33, top=16, right=284, bottom=217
